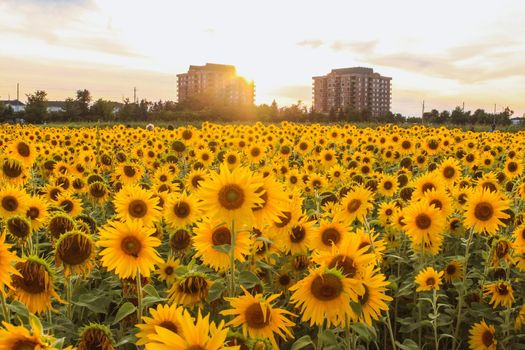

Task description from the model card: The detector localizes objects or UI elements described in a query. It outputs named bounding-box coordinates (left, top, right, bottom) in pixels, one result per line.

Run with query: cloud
left=297, top=39, right=324, bottom=48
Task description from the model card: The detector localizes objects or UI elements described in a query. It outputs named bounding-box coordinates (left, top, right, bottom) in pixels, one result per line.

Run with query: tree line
left=0, top=89, right=517, bottom=125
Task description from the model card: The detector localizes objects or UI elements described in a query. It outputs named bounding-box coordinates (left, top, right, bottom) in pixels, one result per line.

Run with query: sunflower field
left=0, top=122, right=524, bottom=350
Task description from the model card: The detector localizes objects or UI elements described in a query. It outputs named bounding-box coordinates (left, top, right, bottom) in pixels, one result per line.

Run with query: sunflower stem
left=66, top=275, right=73, bottom=319
left=0, top=292, right=10, bottom=322
left=432, top=289, right=440, bottom=350
left=364, top=218, right=396, bottom=350
left=136, top=268, right=143, bottom=321
left=453, top=227, right=475, bottom=350
left=228, top=219, right=237, bottom=297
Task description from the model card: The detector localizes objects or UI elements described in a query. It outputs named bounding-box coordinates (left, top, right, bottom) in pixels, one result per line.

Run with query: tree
left=90, top=99, right=114, bottom=120
left=25, top=90, right=48, bottom=122
left=63, top=97, right=81, bottom=120
left=270, top=100, right=279, bottom=118
left=76, top=89, right=91, bottom=117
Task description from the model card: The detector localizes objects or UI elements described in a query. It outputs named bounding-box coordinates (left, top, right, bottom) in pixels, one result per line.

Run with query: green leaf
left=143, top=284, right=160, bottom=298
left=350, top=301, right=362, bottom=314
left=115, top=334, right=137, bottom=347
left=255, top=236, right=273, bottom=244
left=113, top=302, right=137, bottom=325
left=28, top=313, right=43, bottom=335
left=395, top=339, right=419, bottom=350
left=8, top=301, right=29, bottom=320
left=208, top=280, right=226, bottom=302
left=291, top=335, right=313, bottom=350
left=318, top=329, right=338, bottom=346
left=212, top=244, right=231, bottom=254
left=351, top=323, right=376, bottom=342
left=239, top=271, right=260, bottom=287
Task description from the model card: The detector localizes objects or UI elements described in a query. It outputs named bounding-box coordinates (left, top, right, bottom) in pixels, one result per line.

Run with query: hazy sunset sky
left=1, top=0, right=524, bottom=117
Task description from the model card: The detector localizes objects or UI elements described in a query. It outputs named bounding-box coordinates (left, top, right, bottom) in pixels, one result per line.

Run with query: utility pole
left=421, top=100, right=425, bottom=124
left=134, top=87, right=137, bottom=104
left=17, top=83, right=19, bottom=101
left=462, top=101, right=464, bottom=112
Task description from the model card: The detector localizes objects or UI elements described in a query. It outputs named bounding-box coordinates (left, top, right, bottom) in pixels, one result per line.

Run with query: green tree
left=90, top=99, right=114, bottom=120
left=25, top=90, right=48, bottom=122
left=63, top=97, right=81, bottom=120
left=76, top=89, right=92, bottom=117
left=270, top=99, right=279, bottom=118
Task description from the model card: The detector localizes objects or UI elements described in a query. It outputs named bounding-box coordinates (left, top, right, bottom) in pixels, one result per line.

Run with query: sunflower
left=414, top=266, right=443, bottom=292
left=334, top=185, right=373, bottom=225
left=193, top=219, right=252, bottom=272
left=289, top=267, right=364, bottom=327
left=97, top=220, right=163, bottom=279
left=168, top=229, right=192, bottom=256
left=513, top=223, right=525, bottom=248
left=114, top=162, right=144, bottom=185
left=468, top=320, right=497, bottom=350
left=157, top=257, right=179, bottom=285
left=25, top=195, right=49, bottom=231
left=350, top=265, right=392, bottom=326
left=55, top=230, right=95, bottom=277
left=55, top=192, right=83, bottom=217
left=0, top=158, right=27, bottom=186
left=198, top=164, right=263, bottom=227
left=0, top=234, right=20, bottom=293
left=168, top=272, right=210, bottom=306
left=113, top=185, right=162, bottom=227
left=378, top=201, right=399, bottom=226
left=77, top=324, right=115, bottom=350
left=136, top=304, right=186, bottom=345
left=252, top=174, right=288, bottom=228
left=10, top=256, right=63, bottom=314
left=278, top=217, right=315, bottom=255
left=221, top=288, right=295, bottom=349
left=402, top=200, right=446, bottom=255
left=7, top=140, right=37, bottom=167
left=483, top=280, right=514, bottom=308
left=311, top=221, right=350, bottom=252
left=146, top=311, right=234, bottom=350
left=5, top=215, right=32, bottom=243
left=438, top=157, right=461, bottom=183
left=0, top=320, right=52, bottom=350
left=463, top=188, right=510, bottom=235
left=87, top=181, right=110, bottom=204
left=515, top=304, right=525, bottom=331
left=185, top=169, right=208, bottom=193
left=378, top=174, right=398, bottom=197
left=504, top=159, right=523, bottom=179
left=163, top=192, right=202, bottom=229
left=246, top=145, right=265, bottom=163
left=0, top=186, right=29, bottom=219
left=410, top=172, right=445, bottom=199
left=442, top=260, right=463, bottom=283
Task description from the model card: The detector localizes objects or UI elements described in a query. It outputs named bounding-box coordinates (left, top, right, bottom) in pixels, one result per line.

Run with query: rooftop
left=1, top=99, right=25, bottom=106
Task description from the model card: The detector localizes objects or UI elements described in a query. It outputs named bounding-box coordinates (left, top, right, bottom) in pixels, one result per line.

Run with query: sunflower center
left=347, top=199, right=362, bottom=213
left=481, top=330, right=494, bottom=347
left=7, top=217, right=31, bottom=239
left=328, top=255, right=357, bottom=277
left=227, top=155, right=237, bottom=164
left=61, top=200, right=74, bottom=213
left=474, top=202, right=494, bottom=221
left=3, top=160, right=23, bottom=178
left=58, top=234, right=93, bottom=265
left=13, top=340, right=38, bottom=350
left=508, top=162, right=518, bottom=172
left=443, top=166, right=455, bottom=179
left=278, top=274, right=291, bottom=286
left=401, top=141, right=411, bottom=149
left=173, top=202, right=190, bottom=218
left=446, top=264, right=457, bottom=275
left=245, top=303, right=271, bottom=329
left=251, top=148, right=261, bottom=157
left=496, top=241, right=509, bottom=258
left=13, top=262, right=47, bottom=294
left=385, top=208, right=393, bottom=216
left=290, top=225, right=306, bottom=243
left=218, top=184, right=245, bottom=210
left=458, top=193, right=467, bottom=205
left=415, top=213, right=432, bottom=230
left=191, top=175, right=203, bottom=188
left=121, top=236, right=142, bottom=257
left=383, top=181, right=393, bottom=190
left=429, top=199, right=442, bottom=210
left=158, top=321, right=178, bottom=334
left=321, top=228, right=341, bottom=246
left=17, top=142, right=31, bottom=157
left=1, top=195, right=18, bottom=212
left=496, top=283, right=509, bottom=295
left=212, top=227, right=232, bottom=246
left=48, top=216, right=75, bottom=238
left=164, top=266, right=174, bottom=276
left=358, top=285, right=370, bottom=305
left=422, top=183, right=435, bottom=193
left=178, top=276, right=207, bottom=295
left=252, top=187, right=267, bottom=211
left=170, top=229, right=191, bottom=251
left=90, top=183, right=107, bottom=198
left=26, top=207, right=40, bottom=220
left=123, top=165, right=136, bottom=177
left=186, top=346, right=206, bottom=350
left=310, top=274, right=343, bottom=301
left=275, top=212, right=292, bottom=228
left=128, top=200, right=147, bottom=218
left=426, top=277, right=436, bottom=287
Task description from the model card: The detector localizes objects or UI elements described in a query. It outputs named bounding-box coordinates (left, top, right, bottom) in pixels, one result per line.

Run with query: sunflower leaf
left=291, top=335, right=313, bottom=350
left=239, top=271, right=260, bottom=287
left=143, top=284, right=160, bottom=298
left=113, top=302, right=137, bottom=325
left=208, top=280, right=226, bottom=302
left=212, top=244, right=232, bottom=254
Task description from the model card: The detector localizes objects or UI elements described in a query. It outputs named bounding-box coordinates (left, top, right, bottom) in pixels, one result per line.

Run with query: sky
left=1, top=0, right=524, bottom=117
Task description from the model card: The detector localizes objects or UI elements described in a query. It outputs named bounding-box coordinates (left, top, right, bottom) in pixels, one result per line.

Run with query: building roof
left=47, top=101, right=66, bottom=108
left=331, top=67, right=374, bottom=75
left=188, top=63, right=237, bottom=73
left=1, top=99, right=25, bottom=106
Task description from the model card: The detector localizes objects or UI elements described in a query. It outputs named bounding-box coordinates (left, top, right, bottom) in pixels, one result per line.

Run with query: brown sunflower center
left=170, top=229, right=191, bottom=251
left=474, top=202, right=494, bottom=221
left=178, top=276, right=207, bottom=295
left=385, top=208, right=393, bottom=216
left=481, top=330, right=494, bottom=347
left=7, top=217, right=31, bottom=239
left=383, top=181, right=393, bottom=190
left=426, top=277, right=436, bottom=287
left=121, top=236, right=142, bottom=257
left=252, top=187, right=267, bottom=211
left=321, top=228, right=341, bottom=246
left=347, top=199, right=362, bottom=213
left=429, top=199, right=442, bottom=210
left=290, top=225, right=306, bottom=243
left=13, top=340, right=38, bottom=350
left=251, top=148, right=261, bottom=157
left=186, top=346, right=206, bottom=350
left=422, top=183, right=435, bottom=193
left=173, top=202, right=190, bottom=218
left=328, top=255, right=357, bottom=277
left=89, top=183, right=107, bottom=198
left=496, top=283, right=509, bottom=295
left=446, top=264, right=457, bottom=275
left=61, top=200, right=74, bottom=213
left=57, top=234, right=93, bottom=266
left=212, top=227, right=232, bottom=246
left=310, top=273, right=343, bottom=301
left=275, top=212, right=292, bottom=228
left=443, top=166, right=455, bottom=179
left=278, top=274, right=291, bottom=286
left=48, top=216, right=75, bottom=238
left=191, top=175, right=203, bottom=188
left=507, top=162, right=518, bottom=172
left=227, top=155, right=237, bottom=164
left=13, top=262, right=47, bottom=294
left=164, top=266, right=174, bottom=276
left=244, top=302, right=271, bottom=330
left=2, top=195, right=18, bottom=212
left=218, top=184, right=245, bottom=210
left=26, top=207, right=40, bottom=220
left=158, top=321, right=178, bottom=334
left=415, top=213, right=432, bottom=230
left=128, top=200, right=148, bottom=218
left=401, top=140, right=411, bottom=149
left=17, top=142, right=31, bottom=157
left=123, top=165, right=136, bottom=177
left=2, top=160, right=23, bottom=178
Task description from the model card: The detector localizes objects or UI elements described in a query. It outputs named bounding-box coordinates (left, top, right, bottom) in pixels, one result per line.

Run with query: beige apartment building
left=313, top=67, right=391, bottom=116
left=177, top=63, right=255, bottom=105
